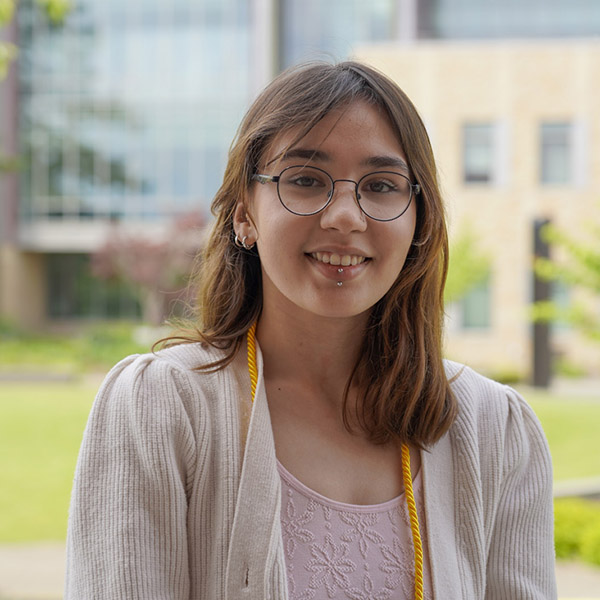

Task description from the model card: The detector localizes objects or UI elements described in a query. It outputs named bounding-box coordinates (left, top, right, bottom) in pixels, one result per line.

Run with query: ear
left=233, top=202, right=258, bottom=245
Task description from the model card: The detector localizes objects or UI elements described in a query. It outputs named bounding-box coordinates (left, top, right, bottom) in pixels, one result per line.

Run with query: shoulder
left=93, top=342, right=244, bottom=423
left=104, top=341, right=233, bottom=389
left=443, top=359, right=547, bottom=451
left=445, top=359, right=526, bottom=420
left=443, top=360, right=551, bottom=478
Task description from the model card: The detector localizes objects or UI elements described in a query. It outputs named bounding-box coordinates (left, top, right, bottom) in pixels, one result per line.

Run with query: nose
left=319, top=180, right=367, bottom=234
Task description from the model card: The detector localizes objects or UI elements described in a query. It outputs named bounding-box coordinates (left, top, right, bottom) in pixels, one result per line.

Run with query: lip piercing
left=337, top=281, right=343, bottom=287
left=337, top=268, right=344, bottom=273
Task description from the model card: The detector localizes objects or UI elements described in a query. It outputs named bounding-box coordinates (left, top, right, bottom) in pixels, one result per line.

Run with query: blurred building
left=1, top=0, right=599, bottom=375
left=356, top=39, right=600, bottom=377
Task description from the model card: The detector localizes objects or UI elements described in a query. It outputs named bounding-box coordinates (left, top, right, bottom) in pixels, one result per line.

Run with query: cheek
left=390, top=214, right=417, bottom=254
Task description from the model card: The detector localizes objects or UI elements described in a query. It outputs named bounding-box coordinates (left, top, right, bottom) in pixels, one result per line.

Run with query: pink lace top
left=277, top=460, right=432, bottom=600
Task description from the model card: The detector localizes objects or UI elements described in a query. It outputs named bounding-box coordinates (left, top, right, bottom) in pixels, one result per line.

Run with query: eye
left=281, top=167, right=329, bottom=189
left=360, top=172, right=410, bottom=197
left=363, top=178, right=398, bottom=194
left=290, top=175, right=320, bottom=187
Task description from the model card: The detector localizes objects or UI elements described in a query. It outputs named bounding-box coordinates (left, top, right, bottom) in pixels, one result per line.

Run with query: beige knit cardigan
left=65, top=341, right=556, bottom=599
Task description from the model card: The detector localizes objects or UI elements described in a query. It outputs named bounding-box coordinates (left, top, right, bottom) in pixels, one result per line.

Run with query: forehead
left=261, top=100, right=406, bottom=168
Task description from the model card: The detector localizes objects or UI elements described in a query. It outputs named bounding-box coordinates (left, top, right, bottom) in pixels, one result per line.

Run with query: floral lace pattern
left=278, top=461, right=432, bottom=600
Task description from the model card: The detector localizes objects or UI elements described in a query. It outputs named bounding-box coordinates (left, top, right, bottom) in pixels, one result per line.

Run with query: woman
left=65, top=62, right=556, bottom=599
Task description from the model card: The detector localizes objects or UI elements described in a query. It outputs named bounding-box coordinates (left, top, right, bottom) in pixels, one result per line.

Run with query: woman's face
left=235, top=100, right=417, bottom=325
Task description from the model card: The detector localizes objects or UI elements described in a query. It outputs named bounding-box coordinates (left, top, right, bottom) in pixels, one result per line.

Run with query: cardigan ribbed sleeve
left=64, top=354, right=200, bottom=600
left=446, top=364, right=556, bottom=599
left=485, top=387, right=556, bottom=599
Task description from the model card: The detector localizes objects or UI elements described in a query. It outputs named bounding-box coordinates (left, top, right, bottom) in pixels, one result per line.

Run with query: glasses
left=252, top=165, right=420, bottom=222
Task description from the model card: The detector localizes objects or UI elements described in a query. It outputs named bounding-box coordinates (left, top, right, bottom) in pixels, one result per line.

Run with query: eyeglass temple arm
left=252, top=174, right=280, bottom=184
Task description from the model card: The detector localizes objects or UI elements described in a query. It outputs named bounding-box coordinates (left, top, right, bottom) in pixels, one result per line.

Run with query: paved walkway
left=1, top=543, right=599, bottom=599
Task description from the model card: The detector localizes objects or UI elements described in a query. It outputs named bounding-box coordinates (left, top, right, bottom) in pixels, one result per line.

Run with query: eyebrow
left=267, top=148, right=410, bottom=173
left=266, top=148, right=327, bottom=166
left=364, top=155, right=409, bottom=173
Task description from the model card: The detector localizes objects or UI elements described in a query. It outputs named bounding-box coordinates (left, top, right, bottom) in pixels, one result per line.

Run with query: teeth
left=311, top=252, right=366, bottom=266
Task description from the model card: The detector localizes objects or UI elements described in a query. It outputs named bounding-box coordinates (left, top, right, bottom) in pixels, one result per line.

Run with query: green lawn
left=0, top=381, right=96, bottom=542
left=524, top=388, right=600, bottom=482
left=0, top=379, right=598, bottom=543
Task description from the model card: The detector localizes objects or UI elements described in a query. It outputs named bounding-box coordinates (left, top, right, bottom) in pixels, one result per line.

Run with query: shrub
left=581, top=519, right=600, bottom=566
left=78, top=322, right=151, bottom=368
left=0, top=321, right=151, bottom=373
left=554, top=498, right=600, bottom=560
left=485, top=366, right=525, bottom=385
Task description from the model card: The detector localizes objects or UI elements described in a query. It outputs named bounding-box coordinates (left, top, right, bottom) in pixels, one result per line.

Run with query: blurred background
left=1, top=1, right=599, bottom=598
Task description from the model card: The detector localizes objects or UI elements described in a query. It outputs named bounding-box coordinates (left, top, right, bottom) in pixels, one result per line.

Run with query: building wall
left=356, top=40, right=600, bottom=376
left=0, top=246, right=46, bottom=328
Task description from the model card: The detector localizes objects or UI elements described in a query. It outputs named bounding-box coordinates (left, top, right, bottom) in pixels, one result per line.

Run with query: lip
left=306, top=252, right=370, bottom=282
left=307, top=246, right=370, bottom=258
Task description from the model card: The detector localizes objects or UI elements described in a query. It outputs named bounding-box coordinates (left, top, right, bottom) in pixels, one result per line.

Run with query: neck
left=256, top=308, right=368, bottom=399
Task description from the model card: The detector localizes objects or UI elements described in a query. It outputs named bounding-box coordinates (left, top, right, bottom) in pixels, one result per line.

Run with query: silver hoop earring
left=234, top=233, right=256, bottom=251
left=241, top=236, right=255, bottom=251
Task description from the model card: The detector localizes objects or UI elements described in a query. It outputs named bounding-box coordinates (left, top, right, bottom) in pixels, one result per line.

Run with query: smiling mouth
left=310, top=252, right=368, bottom=266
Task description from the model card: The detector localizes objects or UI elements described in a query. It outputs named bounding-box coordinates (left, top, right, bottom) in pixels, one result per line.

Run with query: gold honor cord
left=401, top=443, right=424, bottom=600
left=245, top=322, right=424, bottom=600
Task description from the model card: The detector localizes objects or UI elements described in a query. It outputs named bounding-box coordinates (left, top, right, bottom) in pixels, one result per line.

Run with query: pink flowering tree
left=91, top=212, right=206, bottom=325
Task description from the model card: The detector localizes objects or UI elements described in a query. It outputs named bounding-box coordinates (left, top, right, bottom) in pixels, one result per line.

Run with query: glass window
left=463, top=123, right=494, bottom=184
left=540, top=122, right=571, bottom=184
left=279, top=0, right=396, bottom=68
left=418, top=0, right=600, bottom=39
left=19, top=0, right=252, bottom=223
left=461, top=276, right=492, bottom=329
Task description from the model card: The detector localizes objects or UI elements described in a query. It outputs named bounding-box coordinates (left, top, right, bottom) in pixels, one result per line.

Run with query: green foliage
left=554, top=497, right=600, bottom=567
left=0, top=38, right=17, bottom=79
left=77, top=322, right=151, bottom=369
left=533, top=221, right=600, bottom=342
left=539, top=223, right=600, bottom=292
left=0, top=0, right=72, bottom=83
left=581, top=518, right=600, bottom=567
left=0, top=148, right=21, bottom=171
left=445, top=227, right=491, bottom=304
left=0, top=0, right=15, bottom=80
left=0, top=321, right=151, bottom=373
left=0, top=0, right=15, bottom=23
left=36, top=0, right=72, bottom=25
left=483, top=366, right=524, bottom=385
left=554, top=356, right=588, bottom=378
left=554, top=498, right=600, bottom=559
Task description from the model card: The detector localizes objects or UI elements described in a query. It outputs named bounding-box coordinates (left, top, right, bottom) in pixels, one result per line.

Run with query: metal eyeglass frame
left=251, top=164, right=421, bottom=222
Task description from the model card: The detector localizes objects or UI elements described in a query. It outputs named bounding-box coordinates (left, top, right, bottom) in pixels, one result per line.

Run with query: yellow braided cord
left=401, top=443, right=424, bottom=600
left=247, top=322, right=258, bottom=403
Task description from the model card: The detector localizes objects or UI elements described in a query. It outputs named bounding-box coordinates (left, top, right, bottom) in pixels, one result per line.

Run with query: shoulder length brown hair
left=167, top=61, right=456, bottom=448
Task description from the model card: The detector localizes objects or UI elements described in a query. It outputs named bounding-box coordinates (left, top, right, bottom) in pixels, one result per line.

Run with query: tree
left=533, top=221, right=600, bottom=342
left=91, top=213, right=207, bottom=326
left=445, top=227, right=491, bottom=305
left=0, top=0, right=71, bottom=80
left=1, top=0, right=72, bottom=174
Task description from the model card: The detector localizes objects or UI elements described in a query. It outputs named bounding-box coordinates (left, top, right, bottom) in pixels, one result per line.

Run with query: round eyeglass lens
left=277, top=166, right=333, bottom=215
left=357, top=171, right=412, bottom=221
